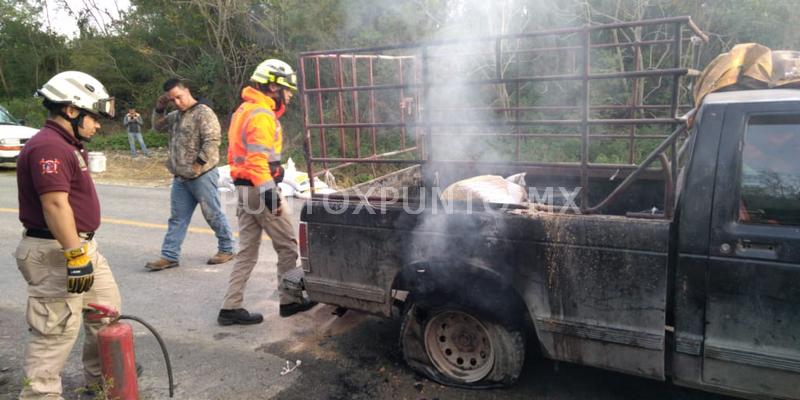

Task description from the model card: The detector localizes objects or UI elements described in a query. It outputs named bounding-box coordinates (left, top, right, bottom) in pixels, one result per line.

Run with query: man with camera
left=123, top=107, right=149, bottom=157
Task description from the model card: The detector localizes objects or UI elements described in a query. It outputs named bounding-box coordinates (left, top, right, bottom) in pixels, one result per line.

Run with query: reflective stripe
left=233, top=150, right=281, bottom=164
left=239, top=108, right=275, bottom=149
left=230, top=103, right=282, bottom=183
left=240, top=107, right=281, bottom=162
left=252, top=72, right=271, bottom=82
left=66, top=77, right=102, bottom=99
left=245, top=143, right=271, bottom=153
left=43, top=84, right=67, bottom=100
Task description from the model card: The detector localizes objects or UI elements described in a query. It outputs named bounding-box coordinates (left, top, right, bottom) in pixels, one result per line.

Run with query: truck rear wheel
left=400, top=301, right=525, bottom=388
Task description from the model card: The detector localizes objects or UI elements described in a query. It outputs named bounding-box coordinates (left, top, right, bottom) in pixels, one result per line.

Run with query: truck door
left=705, top=106, right=800, bottom=399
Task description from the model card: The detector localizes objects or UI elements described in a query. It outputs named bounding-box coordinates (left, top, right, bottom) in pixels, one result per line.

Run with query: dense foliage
left=1, top=0, right=797, bottom=156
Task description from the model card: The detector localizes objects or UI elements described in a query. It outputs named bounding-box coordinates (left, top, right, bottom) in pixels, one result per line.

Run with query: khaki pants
left=15, top=236, right=121, bottom=400
left=222, top=186, right=302, bottom=309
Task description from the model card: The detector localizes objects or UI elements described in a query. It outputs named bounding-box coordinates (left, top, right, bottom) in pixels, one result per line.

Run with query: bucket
left=88, top=152, right=107, bottom=173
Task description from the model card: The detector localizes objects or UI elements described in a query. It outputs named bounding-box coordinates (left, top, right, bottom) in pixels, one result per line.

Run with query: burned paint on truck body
left=301, top=90, right=800, bottom=399
left=303, top=188, right=671, bottom=377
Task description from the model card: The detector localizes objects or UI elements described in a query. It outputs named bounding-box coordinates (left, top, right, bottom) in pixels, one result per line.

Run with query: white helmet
left=251, top=59, right=297, bottom=91
left=37, top=71, right=115, bottom=118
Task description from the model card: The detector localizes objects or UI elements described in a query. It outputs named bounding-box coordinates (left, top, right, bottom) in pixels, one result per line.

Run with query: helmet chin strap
left=258, top=84, right=287, bottom=118
left=274, top=99, right=286, bottom=118
left=58, top=110, right=91, bottom=142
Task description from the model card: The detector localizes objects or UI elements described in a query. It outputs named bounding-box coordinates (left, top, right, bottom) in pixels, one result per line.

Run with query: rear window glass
left=738, top=115, right=800, bottom=226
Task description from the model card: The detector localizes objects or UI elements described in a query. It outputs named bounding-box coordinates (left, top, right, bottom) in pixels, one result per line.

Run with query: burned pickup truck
left=295, top=17, right=800, bottom=399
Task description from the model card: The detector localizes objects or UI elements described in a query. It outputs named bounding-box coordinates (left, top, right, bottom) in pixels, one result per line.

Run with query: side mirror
left=18, top=119, right=26, bottom=126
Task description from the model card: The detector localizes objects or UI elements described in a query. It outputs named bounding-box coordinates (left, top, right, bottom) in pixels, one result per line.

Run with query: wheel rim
left=423, top=310, right=494, bottom=383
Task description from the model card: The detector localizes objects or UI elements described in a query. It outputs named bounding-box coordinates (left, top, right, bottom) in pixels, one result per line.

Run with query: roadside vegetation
left=1, top=0, right=799, bottom=185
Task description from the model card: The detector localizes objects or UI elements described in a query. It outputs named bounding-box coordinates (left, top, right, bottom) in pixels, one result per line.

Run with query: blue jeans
left=127, top=131, right=149, bottom=156
left=161, top=168, right=234, bottom=261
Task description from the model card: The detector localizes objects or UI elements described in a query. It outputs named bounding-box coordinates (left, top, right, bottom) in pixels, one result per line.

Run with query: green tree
left=0, top=0, right=68, bottom=98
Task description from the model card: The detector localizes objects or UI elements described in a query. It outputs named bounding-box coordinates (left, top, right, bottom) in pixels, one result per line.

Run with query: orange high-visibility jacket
left=227, top=86, right=283, bottom=190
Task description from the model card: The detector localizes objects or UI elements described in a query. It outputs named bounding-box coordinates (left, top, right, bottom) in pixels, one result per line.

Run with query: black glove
left=269, top=161, right=284, bottom=184
left=263, top=188, right=282, bottom=212
left=64, top=243, right=94, bottom=294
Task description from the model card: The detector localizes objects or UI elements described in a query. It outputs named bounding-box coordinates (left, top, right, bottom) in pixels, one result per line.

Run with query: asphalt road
left=0, top=169, right=733, bottom=400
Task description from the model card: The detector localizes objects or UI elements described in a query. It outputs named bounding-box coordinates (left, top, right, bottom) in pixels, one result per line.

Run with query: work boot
left=207, top=251, right=235, bottom=265
left=145, top=258, right=179, bottom=271
left=218, top=308, right=264, bottom=326
left=279, top=298, right=318, bottom=318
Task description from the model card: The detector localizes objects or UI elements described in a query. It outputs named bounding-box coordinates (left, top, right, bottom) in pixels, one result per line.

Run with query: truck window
left=738, top=115, right=800, bottom=225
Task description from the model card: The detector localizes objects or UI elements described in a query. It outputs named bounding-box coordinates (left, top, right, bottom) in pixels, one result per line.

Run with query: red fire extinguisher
left=87, top=303, right=175, bottom=399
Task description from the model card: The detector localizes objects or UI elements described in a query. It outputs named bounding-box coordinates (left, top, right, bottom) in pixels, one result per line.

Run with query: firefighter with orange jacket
left=217, top=59, right=317, bottom=325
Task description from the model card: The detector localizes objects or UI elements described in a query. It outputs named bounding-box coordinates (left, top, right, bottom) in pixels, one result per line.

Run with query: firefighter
left=218, top=59, right=316, bottom=325
left=15, top=71, right=122, bottom=399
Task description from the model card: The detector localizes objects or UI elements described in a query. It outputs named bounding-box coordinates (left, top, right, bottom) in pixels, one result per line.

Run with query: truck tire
left=400, top=300, right=525, bottom=388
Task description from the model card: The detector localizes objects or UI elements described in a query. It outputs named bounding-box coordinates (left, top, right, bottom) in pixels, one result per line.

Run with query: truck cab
left=672, top=89, right=800, bottom=399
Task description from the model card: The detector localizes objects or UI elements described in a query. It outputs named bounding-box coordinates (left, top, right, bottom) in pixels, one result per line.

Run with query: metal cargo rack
left=299, top=16, right=708, bottom=217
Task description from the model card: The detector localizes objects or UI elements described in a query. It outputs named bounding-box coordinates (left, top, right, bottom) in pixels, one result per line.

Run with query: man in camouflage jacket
left=145, top=78, right=235, bottom=270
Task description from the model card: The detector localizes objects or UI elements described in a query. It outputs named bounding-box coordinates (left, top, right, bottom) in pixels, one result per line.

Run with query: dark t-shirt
left=17, top=121, right=101, bottom=232
left=125, top=114, right=142, bottom=133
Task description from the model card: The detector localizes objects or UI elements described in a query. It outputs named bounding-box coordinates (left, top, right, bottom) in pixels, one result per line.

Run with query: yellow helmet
left=251, top=59, right=297, bottom=91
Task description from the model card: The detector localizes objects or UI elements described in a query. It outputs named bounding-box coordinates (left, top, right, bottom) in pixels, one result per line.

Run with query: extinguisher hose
left=119, top=315, right=175, bottom=398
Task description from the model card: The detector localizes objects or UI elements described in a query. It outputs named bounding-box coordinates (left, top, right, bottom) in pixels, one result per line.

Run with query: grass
left=87, top=130, right=170, bottom=152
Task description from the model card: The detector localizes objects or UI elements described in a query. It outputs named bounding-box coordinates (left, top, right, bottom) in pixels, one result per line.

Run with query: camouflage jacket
left=152, top=103, right=221, bottom=179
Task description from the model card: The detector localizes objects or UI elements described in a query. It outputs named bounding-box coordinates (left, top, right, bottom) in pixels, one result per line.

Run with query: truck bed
left=302, top=192, right=672, bottom=378
left=332, top=163, right=670, bottom=217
